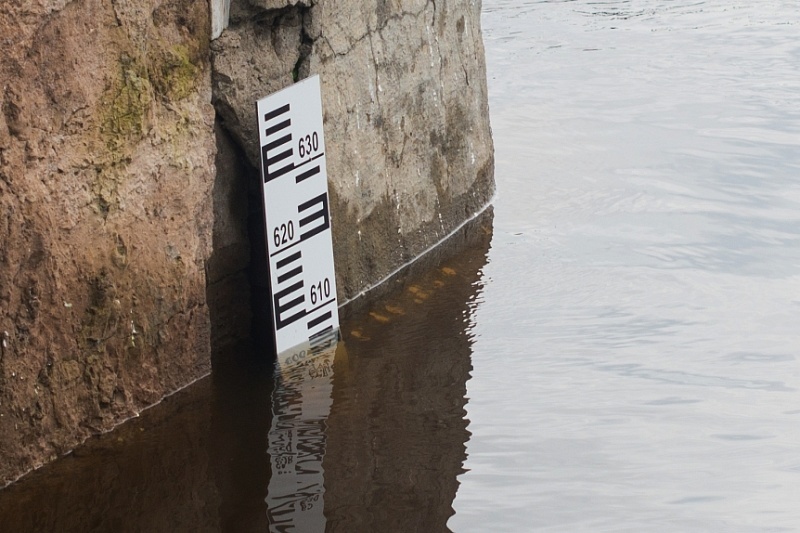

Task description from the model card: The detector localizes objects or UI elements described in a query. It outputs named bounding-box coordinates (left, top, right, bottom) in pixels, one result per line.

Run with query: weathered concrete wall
left=0, top=0, right=494, bottom=487
left=0, top=0, right=215, bottom=486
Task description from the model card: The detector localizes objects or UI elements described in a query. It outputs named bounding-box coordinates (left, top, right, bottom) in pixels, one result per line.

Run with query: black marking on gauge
left=262, top=104, right=325, bottom=184
left=272, top=250, right=306, bottom=330
left=295, top=165, right=320, bottom=184
left=261, top=104, right=293, bottom=183
left=273, top=281, right=306, bottom=330
left=307, top=308, right=333, bottom=330
left=264, top=103, right=290, bottom=122
left=268, top=192, right=331, bottom=258
left=297, top=193, right=330, bottom=241
left=277, top=265, right=303, bottom=284
left=276, top=251, right=302, bottom=269
left=308, top=325, right=338, bottom=355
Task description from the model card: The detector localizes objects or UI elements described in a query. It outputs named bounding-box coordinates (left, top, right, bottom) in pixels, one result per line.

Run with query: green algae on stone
left=100, top=56, right=152, bottom=152
left=152, top=45, right=200, bottom=101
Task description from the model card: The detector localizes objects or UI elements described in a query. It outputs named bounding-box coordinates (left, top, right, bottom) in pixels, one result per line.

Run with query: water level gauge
left=256, top=75, right=339, bottom=355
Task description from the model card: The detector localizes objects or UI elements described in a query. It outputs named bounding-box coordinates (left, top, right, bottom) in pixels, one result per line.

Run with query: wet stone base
left=0, top=207, right=494, bottom=532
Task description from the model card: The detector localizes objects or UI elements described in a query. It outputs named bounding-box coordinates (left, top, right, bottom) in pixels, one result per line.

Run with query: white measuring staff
left=256, top=75, right=339, bottom=355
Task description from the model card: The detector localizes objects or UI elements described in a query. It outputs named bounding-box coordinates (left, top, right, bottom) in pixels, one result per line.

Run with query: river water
left=450, top=1, right=800, bottom=530
left=2, top=0, right=800, bottom=531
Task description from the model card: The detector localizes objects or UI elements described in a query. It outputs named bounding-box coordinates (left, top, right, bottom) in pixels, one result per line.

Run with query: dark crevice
left=207, top=120, right=275, bottom=364
left=292, top=8, right=314, bottom=82
left=209, top=2, right=318, bottom=362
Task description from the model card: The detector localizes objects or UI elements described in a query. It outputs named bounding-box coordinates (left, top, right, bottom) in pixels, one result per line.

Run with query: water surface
left=451, top=1, right=800, bottom=531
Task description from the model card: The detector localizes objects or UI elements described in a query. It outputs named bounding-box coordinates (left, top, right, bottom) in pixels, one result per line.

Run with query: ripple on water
left=452, top=1, right=800, bottom=531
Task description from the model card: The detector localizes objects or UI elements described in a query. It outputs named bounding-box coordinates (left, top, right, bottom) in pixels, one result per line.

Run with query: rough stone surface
left=211, top=1, right=307, bottom=166
left=212, top=0, right=495, bottom=302
left=0, top=0, right=215, bottom=486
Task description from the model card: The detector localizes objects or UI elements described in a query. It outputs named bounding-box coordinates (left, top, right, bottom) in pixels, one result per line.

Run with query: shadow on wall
left=206, top=118, right=277, bottom=362
left=0, top=208, right=493, bottom=532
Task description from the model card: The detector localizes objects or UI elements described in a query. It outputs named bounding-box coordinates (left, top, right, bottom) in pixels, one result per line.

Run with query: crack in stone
left=318, top=1, right=434, bottom=59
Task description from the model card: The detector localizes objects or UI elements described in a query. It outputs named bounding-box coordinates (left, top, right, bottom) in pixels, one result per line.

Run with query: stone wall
left=0, top=0, right=216, bottom=486
left=0, top=0, right=493, bottom=487
left=211, top=0, right=494, bottom=304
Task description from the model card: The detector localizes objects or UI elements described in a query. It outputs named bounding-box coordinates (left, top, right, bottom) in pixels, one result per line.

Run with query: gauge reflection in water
left=266, top=331, right=340, bottom=533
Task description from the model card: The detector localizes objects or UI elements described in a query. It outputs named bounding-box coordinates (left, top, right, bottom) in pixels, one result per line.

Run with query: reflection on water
left=0, top=210, right=493, bottom=532
left=267, top=340, right=337, bottom=532
left=324, top=231, right=491, bottom=532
